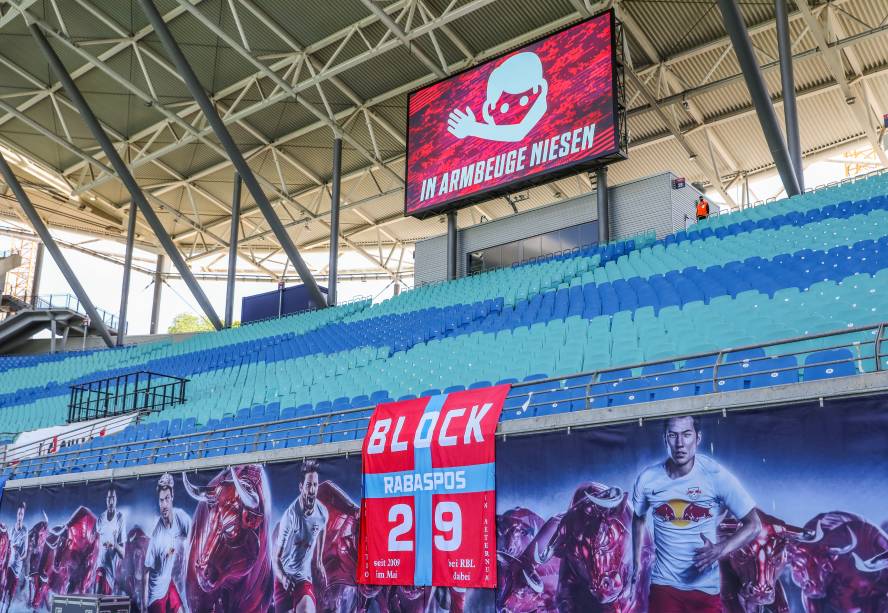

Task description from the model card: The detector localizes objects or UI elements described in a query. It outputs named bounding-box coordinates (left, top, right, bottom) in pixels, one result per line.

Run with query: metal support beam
left=0, top=151, right=114, bottom=347
left=137, top=0, right=326, bottom=309
left=596, top=167, right=609, bottom=244
left=150, top=254, right=164, bottom=335
left=820, top=3, right=888, bottom=168
left=30, top=241, right=43, bottom=306
left=616, top=1, right=742, bottom=202
left=359, top=0, right=448, bottom=78
left=116, top=203, right=137, bottom=345
left=716, top=0, right=800, bottom=196
left=28, top=24, right=224, bottom=330
left=776, top=0, right=804, bottom=190
left=328, top=138, right=342, bottom=307
left=624, top=66, right=736, bottom=205
left=224, top=174, right=241, bottom=328
left=446, top=211, right=458, bottom=281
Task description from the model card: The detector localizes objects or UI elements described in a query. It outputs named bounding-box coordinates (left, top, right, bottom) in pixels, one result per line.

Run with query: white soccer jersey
left=632, top=454, right=755, bottom=595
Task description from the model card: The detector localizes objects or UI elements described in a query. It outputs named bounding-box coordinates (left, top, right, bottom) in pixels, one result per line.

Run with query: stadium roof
left=0, top=0, right=885, bottom=283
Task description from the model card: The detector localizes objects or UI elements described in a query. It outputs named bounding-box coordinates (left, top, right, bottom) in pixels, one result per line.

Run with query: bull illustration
left=719, top=509, right=806, bottom=613
left=786, top=511, right=888, bottom=612
left=316, top=480, right=363, bottom=613
left=28, top=506, right=99, bottom=610
left=183, top=465, right=273, bottom=613
left=118, top=526, right=149, bottom=612
left=496, top=507, right=559, bottom=612
left=25, top=514, right=48, bottom=605
left=0, top=524, right=10, bottom=600
left=383, top=585, right=462, bottom=612
left=500, top=483, right=651, bottom=613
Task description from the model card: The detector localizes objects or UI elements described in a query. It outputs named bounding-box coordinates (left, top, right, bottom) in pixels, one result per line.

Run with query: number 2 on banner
left=387, top=501, right=462, bottom=552
left=388, top=504, right=413, bottom=551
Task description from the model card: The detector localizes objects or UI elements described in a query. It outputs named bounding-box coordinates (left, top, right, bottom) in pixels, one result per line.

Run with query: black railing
left=67, top=371, right=188, bottom=423
left=7, top=293, right=124, bottom=331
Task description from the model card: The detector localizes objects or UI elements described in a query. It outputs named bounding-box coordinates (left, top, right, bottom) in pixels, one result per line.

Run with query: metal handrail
left=5, top=403, right=373, bottom=476
left=9, top=293, right=123, bottom=331
left=500, top=321, right=886, bottom=400
left=511, top=336, right=883, bottom=417
left=704, top=168, right=888, bottom=221
left=0, top=411, right=136, bottom=464
left=5, top=319, right=887, bottom=480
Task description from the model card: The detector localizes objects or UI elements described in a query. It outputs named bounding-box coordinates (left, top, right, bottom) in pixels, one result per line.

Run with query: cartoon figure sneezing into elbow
left=447, top=51, right=549, bottom=143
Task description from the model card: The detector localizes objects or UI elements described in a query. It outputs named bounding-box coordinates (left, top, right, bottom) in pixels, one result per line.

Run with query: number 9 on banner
left=386, top=501, right=463, bottom=552
left=434, top=501, right=462, bottom=551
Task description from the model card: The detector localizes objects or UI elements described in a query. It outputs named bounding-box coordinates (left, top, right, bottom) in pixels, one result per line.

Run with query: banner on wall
left=0, top=395, right=887, bottom=611
left=358, top=386, right=508, bottom=588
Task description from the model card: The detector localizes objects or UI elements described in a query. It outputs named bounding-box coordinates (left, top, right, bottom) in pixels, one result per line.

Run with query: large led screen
left=405, top=11, right=621, bottom=218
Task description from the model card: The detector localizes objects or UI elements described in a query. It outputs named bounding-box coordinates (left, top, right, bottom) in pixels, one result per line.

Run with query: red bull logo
left=653, top=500, right=712, bottom=528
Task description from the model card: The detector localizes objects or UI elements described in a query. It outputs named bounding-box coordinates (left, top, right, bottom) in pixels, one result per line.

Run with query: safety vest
left=696, top=199, right=710, bottom=218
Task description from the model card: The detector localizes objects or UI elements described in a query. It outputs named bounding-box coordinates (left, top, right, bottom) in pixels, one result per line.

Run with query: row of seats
left=691, top=170, right=888, bottom=235
left=1, top=172, right=887, bottom=455
left=7, top=340, right=868, bottom=480
left=8, top=204, right=883, bottom=432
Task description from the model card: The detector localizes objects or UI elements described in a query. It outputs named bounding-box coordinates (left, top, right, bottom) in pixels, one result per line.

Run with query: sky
left=0, top=236, right=403, bottom=336
left=0, top=140, right=878, bottom=338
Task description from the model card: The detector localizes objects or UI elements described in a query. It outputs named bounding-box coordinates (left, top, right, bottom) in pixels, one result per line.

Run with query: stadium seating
left=2, top=171, right=888, bottom=477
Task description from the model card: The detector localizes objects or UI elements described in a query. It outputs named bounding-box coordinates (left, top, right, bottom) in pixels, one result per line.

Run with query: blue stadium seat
left=803, top=349, right=858, bottom=380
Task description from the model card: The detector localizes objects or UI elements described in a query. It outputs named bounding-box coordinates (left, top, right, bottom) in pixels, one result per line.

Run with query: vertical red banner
left=358, top=385, right=509, bottom=588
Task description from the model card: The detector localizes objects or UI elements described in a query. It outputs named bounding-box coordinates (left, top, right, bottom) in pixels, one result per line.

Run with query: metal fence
left=10, top=293, right=123, bottom=331
left=67, top=371, right=188, bottom=423
left=3, top=320, right=886, bottom=480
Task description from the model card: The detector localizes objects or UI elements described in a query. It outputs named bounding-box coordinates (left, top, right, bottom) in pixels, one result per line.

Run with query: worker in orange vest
left=696, top=196, right=710, bottom=221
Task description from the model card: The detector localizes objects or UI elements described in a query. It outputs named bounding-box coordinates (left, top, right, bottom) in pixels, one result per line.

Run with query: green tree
left=167, top=313, right=216, bottom=333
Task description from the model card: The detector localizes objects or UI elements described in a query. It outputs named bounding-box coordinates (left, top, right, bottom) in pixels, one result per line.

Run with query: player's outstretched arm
left=723, top=509, right=761, bottom=556
left=271, top=532, right=288, bottom=589
left=314, top=526, right=327, bottom=589
left=693, top=510, right=761, bottom=570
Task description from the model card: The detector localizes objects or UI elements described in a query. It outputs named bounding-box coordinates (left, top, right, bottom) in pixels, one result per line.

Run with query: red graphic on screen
left=406, top=13, right=617, bottom=216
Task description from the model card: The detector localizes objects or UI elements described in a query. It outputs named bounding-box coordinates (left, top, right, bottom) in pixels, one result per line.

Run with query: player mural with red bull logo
left=0, top=395, right=888, bottom=611
left=95, top=485, right=126, bottom=596
left=631, top=415, right=762, bottom=613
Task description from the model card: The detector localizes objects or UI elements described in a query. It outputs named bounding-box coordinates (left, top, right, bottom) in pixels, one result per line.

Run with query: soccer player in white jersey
left=631, top=415, right=761, bottom=612
left=144, top=473, right=191, bottom=613
left=0, top=502, right=26, bottom=613
left=273, top=460, right=328, bottom=613
left=95, top=485, right=126, bottom=595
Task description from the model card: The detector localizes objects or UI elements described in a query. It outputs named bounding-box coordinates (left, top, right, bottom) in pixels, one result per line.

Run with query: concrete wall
left=414, top=172, right=701, bottom=285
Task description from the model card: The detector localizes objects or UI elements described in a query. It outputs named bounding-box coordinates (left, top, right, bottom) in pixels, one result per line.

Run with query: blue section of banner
left=413, top=393, right=446, bottom=586
left=363, top=463, right=495, bottom=499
